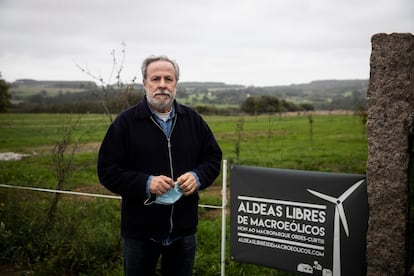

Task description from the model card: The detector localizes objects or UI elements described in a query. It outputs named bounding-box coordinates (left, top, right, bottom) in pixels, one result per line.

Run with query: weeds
left=234, top=116, right=244, bottom=164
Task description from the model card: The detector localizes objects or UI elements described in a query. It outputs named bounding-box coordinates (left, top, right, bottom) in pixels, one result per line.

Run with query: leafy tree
left=241, top=95, right=304, bottom=114
left=300, top=103, right=315, bottom=111
left=0, top=73, right=11, bottom=112
left=240, top=96, right=257, bottom=114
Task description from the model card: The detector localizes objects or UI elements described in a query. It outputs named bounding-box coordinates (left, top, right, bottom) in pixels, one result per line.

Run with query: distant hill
left=13, top=79, right=97, bottom=89
left=178, top=82, right=244, bottom=90
left=174, top=79, right=368, bottom=110
left=260, top=79, right=368, bottom=101
left=10, top=79, right=99, bottom=100
left=8, top=78, right=368, bottom=110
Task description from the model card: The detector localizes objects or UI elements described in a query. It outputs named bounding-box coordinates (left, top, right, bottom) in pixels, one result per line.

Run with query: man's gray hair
left=141, top=55, right=180, bottom=81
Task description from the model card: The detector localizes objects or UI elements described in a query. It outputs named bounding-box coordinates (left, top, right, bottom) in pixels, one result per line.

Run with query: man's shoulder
left=118, top=101, right=149, bottom=118
left=175, top=102, right=199, bottom=117
left=109, top=102, right=147, bottom=128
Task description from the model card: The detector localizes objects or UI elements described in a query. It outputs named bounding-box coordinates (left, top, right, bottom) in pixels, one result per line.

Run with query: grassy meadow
left=0, top=112, right=378, bottom=275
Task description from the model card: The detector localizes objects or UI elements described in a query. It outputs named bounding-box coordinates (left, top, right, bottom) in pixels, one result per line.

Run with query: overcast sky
left=0, top=0, right=413, bottom=86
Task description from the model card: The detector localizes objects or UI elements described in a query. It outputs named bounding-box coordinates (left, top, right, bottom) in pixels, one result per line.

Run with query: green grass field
left=0, top=112, right=394, bottom=275
left=0, top=112, right=367, bottom=188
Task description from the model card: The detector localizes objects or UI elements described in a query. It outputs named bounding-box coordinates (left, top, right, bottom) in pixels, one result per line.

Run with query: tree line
left=0, top=74, right=11, bottom=112
left=2, top=76, right=368, bottom=114
left=4, top=89, right=313, bottom=115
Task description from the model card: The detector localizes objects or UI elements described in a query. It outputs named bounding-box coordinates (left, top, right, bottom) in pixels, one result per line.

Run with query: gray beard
left=145, top=88, right=176, bottom=111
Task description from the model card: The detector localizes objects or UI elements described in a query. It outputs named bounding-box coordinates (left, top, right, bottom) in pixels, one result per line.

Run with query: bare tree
left=46, top=115, right=80, bottom=228
left=76, top=42, right=137, bottom=122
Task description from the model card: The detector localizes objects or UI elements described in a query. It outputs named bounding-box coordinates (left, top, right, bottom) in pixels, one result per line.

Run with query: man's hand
left=149, top=175, right=174, bottom=195
left=177, top=172, right=198, bottom=196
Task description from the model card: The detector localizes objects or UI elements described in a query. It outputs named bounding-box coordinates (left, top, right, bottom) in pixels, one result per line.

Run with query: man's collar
left=149, top=104, right=175, bottom=120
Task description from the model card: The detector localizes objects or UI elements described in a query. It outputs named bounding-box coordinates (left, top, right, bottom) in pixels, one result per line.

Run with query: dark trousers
left=123, top=234, right=196, bottom=276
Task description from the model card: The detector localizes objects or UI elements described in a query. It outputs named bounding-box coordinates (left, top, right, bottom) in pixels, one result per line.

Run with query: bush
left=0, top=190, right=122, bottom=275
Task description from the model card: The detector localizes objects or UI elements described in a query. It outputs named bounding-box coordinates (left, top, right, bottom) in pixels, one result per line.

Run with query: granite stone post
left=366, top=33, right=414, bottom=275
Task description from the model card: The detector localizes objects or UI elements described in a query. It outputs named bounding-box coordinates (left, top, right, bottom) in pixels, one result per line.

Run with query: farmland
left=0, top=111, right=391, bottom=275
left=0, top=112, right=368, bottom=171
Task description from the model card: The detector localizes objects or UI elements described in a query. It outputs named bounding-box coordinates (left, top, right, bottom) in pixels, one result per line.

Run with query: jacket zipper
left=166, top=137, right=174, bottom=234
left=150, top=115, right=178, bottom=234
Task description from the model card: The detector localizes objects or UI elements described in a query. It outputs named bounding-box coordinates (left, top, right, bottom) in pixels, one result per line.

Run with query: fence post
left=221, top=159, right=228, bottom=276
left=366, top=32, right=414, bottom=275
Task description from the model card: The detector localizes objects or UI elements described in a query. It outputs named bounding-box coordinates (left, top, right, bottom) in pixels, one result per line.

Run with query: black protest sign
left=230, top=165, right=368, bottom=276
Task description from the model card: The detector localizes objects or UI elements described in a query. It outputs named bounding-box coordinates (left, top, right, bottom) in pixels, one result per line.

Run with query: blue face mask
left=155, top=182, right=183, bottom=205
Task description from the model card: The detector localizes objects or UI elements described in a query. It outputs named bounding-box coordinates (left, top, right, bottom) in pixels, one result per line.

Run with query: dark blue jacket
left=97, top=97, right=222, bottom=240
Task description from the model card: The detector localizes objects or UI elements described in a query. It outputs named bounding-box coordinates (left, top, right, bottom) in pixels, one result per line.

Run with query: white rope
left=199, top=204, right=223, bottom=209
left=0, top=184, right=223, bottom=209
left=0, top=184, right=122, bottom=199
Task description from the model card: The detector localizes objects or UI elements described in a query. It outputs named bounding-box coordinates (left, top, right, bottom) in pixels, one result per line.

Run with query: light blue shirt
left=151, top=106, right=175, bottom=136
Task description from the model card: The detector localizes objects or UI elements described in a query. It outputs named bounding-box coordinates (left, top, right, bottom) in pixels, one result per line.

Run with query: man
left=97, top=55, right=222, bottom=275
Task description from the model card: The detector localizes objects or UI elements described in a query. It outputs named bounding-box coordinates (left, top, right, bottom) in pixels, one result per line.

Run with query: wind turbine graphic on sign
left=307, top=179, right=364, bottom=276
